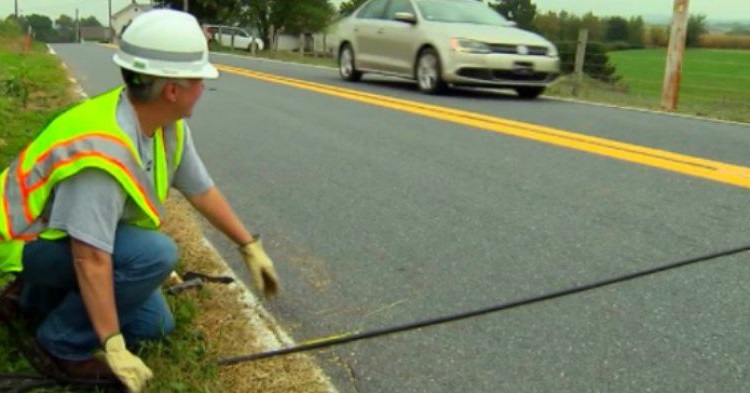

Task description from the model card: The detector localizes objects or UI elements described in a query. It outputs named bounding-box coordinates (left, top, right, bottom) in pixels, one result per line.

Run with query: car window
left=415, top=0, right=512, bottom=25
left=385, top=0, right=415, bottom=19
left=357, top=0, right=390, bottom=19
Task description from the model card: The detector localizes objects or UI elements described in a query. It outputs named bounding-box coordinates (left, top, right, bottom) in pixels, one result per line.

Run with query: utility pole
left=14, top=0, right=18, bottom=18
left=108, top=0, right=113, bottom=43
left=75, top=8, right=80, bottom=43
left=661, top=0, right=690, bottom=111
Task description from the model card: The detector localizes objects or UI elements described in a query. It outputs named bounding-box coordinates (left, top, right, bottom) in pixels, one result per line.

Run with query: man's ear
left=163, top=81, right=179, bottom=103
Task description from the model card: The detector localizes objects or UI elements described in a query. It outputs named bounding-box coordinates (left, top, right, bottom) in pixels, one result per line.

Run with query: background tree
left=605, top=16, right=629, bottom=42
left=726, top=26, right=750, bottom=36
left=533, top=11, right=561, bottom=40
left=339, top=0, right=367, bottom=16
left=492, top=0, right=537, bottom=30
left=55, top=14, right=75, bottom=43
left=153, top=0, right=243, bottom=24
left=558, top=11, right=582, bottom=42
left=645, top=25, right=669, bottom=47
left=24, top=14, right=56, bottom=42
left=283, top=0, right=335, bottom=34
left=80, top=16, right=103, bottom=27
left=580, top=12, right=604, bottom=42
left=242, top=0, right=335, bottom=51
left=686, top=14, right=707, bottom=47
left=626, top=16, right=645, bottom=47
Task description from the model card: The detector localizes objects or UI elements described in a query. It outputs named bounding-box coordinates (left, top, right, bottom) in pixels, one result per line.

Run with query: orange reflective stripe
left=15, top=149, right=34, bottom=224
left=31, top=133, right=131, bottom=171
left=1, top=174, right=11, bottom=240
left=26, top=151, right=160, bottom=220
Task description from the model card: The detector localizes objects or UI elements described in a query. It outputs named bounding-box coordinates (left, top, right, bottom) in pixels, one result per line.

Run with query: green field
left=605, top=48, right=750, bottom=122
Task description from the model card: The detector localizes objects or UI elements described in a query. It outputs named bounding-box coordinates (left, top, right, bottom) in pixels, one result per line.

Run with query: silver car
left=335, top=0, right=560, bottom=98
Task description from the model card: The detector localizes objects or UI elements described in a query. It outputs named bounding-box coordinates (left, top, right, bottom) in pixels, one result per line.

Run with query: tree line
left=154, top=0, right=336, bottom=51
left=4, top=14, right=102, bottom=43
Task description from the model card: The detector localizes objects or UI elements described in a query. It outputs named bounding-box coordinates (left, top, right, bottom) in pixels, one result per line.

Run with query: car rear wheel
left=247, top=42, right=259, bottom=52
left=416, top=48, right=446, bottom=94
left=339, top=44, right=362, bottom=82
left=515, top=87, right=545, bottom=99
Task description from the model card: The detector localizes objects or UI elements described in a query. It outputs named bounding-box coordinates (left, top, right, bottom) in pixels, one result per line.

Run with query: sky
left=1, top=0, right=749, bottom=24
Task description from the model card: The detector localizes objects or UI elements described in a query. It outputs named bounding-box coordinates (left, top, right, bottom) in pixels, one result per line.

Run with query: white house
left=111, top=3, right=154, bottom=42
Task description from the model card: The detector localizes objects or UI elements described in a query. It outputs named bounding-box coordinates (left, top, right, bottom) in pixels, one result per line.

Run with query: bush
left=555, top=40, right=620, bottom=83
left=0, top=18, right=22, bottom=38
left=605, top=40, right=645, bottom=51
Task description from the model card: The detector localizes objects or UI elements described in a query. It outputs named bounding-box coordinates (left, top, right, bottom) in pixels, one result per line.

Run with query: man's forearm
left=185, top=187, right=254, bottom=246
left=71, top=238, right=119, bottom=344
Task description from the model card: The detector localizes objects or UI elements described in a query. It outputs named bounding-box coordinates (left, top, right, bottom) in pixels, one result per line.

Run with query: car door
left=352, top=0, right=390, bottom=70
left=379, top=0, right=419, bottom=75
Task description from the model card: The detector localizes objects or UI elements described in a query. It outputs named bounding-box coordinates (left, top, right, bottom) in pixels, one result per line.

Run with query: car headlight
left=547, top=45, right=559, bottom=57
left=449, top=38, right=492, bottom=54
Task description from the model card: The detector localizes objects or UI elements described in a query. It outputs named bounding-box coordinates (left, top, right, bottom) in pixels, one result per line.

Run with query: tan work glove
left=239, top=237, right=280, bottom=297
left=100, top=333, right=153, bottom=393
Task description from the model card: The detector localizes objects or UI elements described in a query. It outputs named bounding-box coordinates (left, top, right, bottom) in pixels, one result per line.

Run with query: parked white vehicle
left=203, top=25, right=264, bottom=51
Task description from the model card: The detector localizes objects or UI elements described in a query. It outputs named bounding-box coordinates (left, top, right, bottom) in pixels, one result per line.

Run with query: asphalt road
left=54, top=43, right=750, bottom=393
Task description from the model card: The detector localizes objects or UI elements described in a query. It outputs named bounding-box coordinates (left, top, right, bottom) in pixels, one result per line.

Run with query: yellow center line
left=96, top=43, right=745, bottom=188
left=96, top=42, right=750, bottom=188
left=216, top=64, right=750, bottom=189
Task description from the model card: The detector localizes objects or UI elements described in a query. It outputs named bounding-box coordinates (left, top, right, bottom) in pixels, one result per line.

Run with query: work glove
left=239, top=237, right=280, bottom=297
left=100, top=333, right=153, bottom=393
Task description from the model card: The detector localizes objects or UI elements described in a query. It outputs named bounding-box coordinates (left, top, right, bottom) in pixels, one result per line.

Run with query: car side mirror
left=394, top=12, right=417, bottom=24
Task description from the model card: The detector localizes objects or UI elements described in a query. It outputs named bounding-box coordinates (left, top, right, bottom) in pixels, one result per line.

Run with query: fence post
left=573, top=29, right=589, bottom=96
left=661, top=0, right=690, bottom=111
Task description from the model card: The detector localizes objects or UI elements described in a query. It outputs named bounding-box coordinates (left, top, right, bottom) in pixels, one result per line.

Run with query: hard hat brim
left=113, top=53, right=219, bottom=79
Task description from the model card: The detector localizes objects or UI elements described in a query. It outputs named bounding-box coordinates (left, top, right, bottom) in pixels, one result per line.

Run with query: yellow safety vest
left=0, top=87, right=185, bottom=273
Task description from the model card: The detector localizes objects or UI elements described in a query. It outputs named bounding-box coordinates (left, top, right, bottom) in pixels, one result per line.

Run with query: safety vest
left=0, top=87, right=185, bottom=273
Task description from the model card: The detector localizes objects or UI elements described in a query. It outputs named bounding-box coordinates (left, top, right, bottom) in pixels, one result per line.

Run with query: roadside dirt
left=162, top=194, right=335, bottom=393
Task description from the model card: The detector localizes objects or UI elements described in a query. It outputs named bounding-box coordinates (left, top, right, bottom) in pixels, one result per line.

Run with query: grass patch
left=0, top=40, right=73, bottom=168
left=210, top=44, right=337, bottom=68
left=1, top=24, right=332, bottom=393
left=566, top=48, right=750, bottom=123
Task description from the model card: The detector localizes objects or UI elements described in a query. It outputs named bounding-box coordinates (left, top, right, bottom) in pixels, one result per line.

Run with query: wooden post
left=75, top=8, right=80, bottom=43
left=24, top=25, right=32, bottom=52
left=661, top=0, right=689, bottom=111
left=573, top=29, right=588, bottom=97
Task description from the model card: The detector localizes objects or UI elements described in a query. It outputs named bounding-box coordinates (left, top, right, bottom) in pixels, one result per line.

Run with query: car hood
left=425, top=23, right=553, bottom=46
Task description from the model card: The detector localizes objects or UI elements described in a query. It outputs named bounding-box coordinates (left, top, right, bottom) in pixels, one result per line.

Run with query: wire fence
left=553, top=43, right=750, bottom=123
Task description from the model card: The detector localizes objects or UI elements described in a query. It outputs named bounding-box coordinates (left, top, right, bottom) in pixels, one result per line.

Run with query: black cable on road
left=217, top=244, right=750, bottom=366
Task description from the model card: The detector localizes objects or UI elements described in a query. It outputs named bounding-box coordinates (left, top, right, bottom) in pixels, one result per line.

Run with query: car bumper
left=443, top=52, right=560, bottom=88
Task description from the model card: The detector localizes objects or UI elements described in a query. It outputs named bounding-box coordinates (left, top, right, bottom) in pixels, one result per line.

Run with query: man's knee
left=148, top=232, right=179, bottom=276
left=114, top=226, right=178, bottom=276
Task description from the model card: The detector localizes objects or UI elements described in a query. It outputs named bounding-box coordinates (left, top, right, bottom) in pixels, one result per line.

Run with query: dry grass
left=160, top=194, right=334, bottom=393
left=699, top=34, right=750, bottom=49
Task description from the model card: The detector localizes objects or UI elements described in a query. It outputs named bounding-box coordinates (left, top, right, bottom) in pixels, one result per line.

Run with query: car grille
left=457, top=68, right=557, bottom=82
left=487, top=44, right=548, bottom=56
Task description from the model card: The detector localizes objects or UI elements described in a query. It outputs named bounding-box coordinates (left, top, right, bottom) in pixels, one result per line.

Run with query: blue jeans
left=19, top=224, right=178, bottom=361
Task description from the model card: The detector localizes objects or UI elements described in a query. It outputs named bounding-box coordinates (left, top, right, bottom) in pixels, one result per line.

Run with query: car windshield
left=415, top=0, right=512, bottom=25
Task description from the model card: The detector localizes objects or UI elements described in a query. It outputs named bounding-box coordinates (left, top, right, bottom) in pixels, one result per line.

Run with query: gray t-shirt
left=45, top=91, right=214, bottom=253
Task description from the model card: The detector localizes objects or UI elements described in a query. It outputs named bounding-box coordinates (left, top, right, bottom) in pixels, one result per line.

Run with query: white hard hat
left=113, top=9, right=218, bottom=79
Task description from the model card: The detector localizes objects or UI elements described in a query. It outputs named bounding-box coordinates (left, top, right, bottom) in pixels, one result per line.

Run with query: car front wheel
left=339, top=44, right=362, bottom=82
left=515, top=87, right=545, bottom=99
left=416, top=48, right=446, bottom=94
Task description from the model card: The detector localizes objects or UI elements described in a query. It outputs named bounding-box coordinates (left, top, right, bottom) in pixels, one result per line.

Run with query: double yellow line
left=217, top=64, right=750, bottom=189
